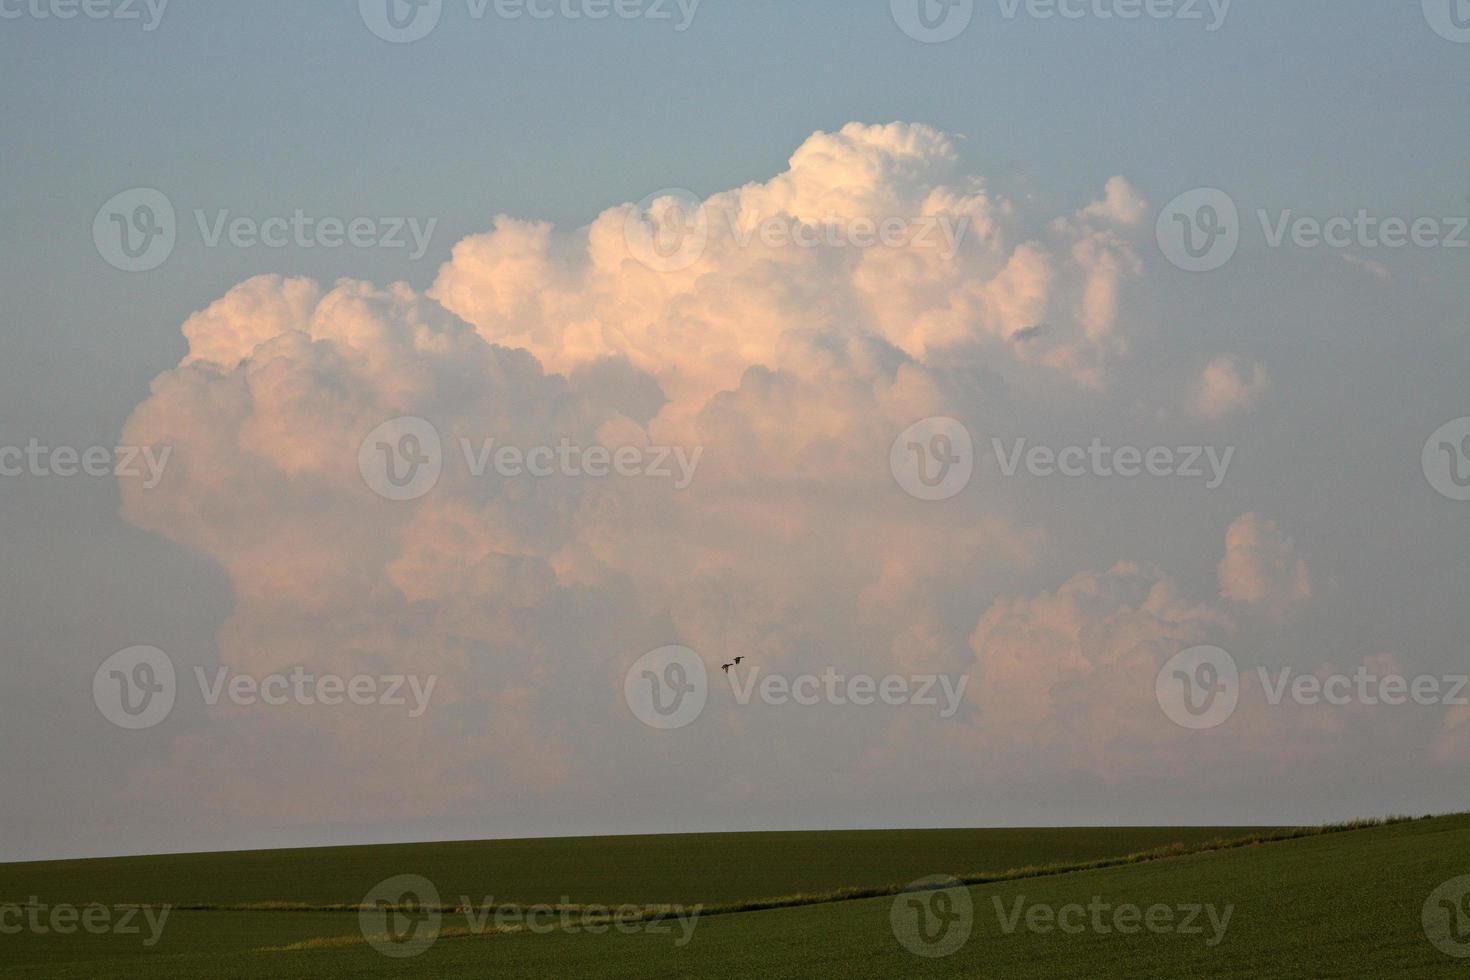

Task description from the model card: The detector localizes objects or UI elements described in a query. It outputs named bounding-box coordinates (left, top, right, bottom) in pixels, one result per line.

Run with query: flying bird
left=721, top=663, right=734, bottom=673
left=733, top=657, right=744, bottom=665
left=1010, top=323, right=1049, bottom=344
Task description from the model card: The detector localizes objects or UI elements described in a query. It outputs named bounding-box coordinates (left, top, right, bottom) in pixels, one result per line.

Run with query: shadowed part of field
left=2, top=816, right=1466, bottom=978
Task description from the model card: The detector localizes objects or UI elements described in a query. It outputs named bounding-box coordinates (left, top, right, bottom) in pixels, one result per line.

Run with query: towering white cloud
left=114, top=123, right=1435, bottom=833
left=432, top=122, right=1147, bottom=404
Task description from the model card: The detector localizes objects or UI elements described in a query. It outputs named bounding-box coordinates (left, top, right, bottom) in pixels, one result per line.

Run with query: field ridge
left=124, top=814, right=1420, bottom=918
left=227, top=815, right=1432, bottom=957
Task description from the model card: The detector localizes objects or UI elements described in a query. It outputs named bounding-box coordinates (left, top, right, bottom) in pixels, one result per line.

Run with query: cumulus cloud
left=1217, top=513, right=1312, bottom=617
left=1078, top=176, right=1149, bottom=228
left=960, top=546, right=1429, bottom=785
left=966, top=562, right=1231, bottom=776
left=1193, top=355, right=1269, bottom=420
left=432, top=122, right=1147, bottom=398
left=115, top=122, right=1431, bottom=837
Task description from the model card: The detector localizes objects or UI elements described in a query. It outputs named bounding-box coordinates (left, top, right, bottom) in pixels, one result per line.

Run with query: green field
left=0, top=825, right=1269, bottom=908
left=3, top=815, right=1466, bottom=977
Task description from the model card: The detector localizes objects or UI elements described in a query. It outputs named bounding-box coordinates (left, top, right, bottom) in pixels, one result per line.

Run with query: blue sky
left=0, top=1, right=1456, bottom=453
left=3, top=1, right=1469, bottom=859
left=4, top=1, right=1467, bottom=430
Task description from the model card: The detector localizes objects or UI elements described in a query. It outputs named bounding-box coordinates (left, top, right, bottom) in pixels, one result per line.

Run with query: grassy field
left=2, top=815, right=1466, bottom=977
left=0, top=825, right=1270, bottom=908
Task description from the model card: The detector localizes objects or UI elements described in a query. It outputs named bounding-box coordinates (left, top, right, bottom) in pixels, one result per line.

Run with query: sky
left=2, top=0, right=1469, bottom=861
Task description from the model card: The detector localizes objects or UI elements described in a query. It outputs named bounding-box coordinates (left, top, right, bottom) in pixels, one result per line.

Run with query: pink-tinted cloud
left=1218, top=513, right=1312, bottom=617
